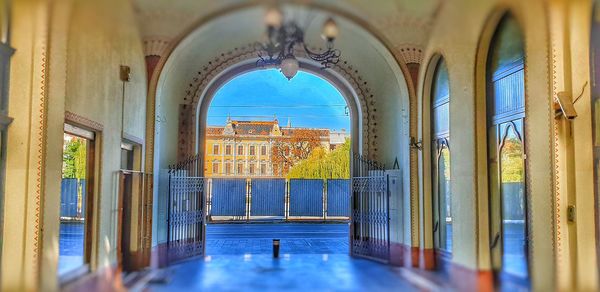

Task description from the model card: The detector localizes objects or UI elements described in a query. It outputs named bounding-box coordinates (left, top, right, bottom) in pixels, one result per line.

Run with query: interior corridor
left=2, top=0, right=600, bottom=291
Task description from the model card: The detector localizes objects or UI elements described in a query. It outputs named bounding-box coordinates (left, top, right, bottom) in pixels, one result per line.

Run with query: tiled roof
left=206, top=120, right=330, bottom=138
left=231, top=121, right=275, bottom=135
left=206, top=127, right=224, bottom=135
left=281, top=127, right=330, bottom=137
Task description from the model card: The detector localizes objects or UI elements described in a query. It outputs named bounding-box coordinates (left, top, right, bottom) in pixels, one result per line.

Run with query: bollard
left=273, top=239, right=280, bottom=258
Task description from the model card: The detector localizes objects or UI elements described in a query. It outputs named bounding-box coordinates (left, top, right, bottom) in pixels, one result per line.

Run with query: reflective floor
left=206, top=223, right=349, bottom=255
left=148, top=223, right=415, bottom=291
left=147, top=254, right=416, bottom=291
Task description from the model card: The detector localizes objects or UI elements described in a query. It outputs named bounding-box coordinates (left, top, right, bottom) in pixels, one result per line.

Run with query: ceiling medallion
left=255, top=7, right=341, bottom=80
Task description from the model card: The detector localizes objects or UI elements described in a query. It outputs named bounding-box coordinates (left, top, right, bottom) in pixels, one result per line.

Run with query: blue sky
left=207, top=69, right=351, bottom=131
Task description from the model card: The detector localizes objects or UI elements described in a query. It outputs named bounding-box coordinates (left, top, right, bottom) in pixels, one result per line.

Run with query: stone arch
left=175, top=46, right=378, bottom=164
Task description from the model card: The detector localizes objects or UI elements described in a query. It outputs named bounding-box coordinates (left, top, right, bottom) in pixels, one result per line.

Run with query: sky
left=207, top=69, right=351, bottom=131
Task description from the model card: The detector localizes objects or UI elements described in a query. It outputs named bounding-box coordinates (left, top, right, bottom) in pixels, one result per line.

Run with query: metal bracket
left=567, top=205, right=576, bottom=223
left=410, top=137, right=422, bottom=151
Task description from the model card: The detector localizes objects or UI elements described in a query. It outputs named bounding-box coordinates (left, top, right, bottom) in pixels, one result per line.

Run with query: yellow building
left=204, top=118, right=331, bottom=177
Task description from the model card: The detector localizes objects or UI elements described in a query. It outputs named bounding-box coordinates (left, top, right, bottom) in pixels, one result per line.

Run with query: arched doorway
left=151, top=3, right=413, bottom=268
left=485, top=13, right=529, bottom=286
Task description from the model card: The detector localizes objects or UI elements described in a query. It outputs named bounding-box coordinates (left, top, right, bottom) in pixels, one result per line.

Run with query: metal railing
left=206, top=178, right=351, bottom=222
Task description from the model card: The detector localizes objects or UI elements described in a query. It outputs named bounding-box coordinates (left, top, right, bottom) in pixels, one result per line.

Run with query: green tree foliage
left=62, top=138, right=87, bottom=179
left=501, top=137, right=524, bottom=183
left=287, top=139, right=350, bottom=179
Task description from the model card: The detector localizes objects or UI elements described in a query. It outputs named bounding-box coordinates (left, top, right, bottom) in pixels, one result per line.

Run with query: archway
left=151, top=3, right=413, bottom=267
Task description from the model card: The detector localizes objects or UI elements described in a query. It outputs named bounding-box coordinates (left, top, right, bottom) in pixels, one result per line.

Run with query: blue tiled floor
left=148, top=254, right=416, bottom=291
left=58, top=222, right=85, bottom=275
left=148, top=223, right=416, bottom=291
left=206, top=223, right=349, bottom=255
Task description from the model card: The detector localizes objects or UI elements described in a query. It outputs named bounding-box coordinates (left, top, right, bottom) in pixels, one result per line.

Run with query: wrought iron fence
left=351, top=154, right=390, bottom=263
left=167, top=155, right=205, bottom=263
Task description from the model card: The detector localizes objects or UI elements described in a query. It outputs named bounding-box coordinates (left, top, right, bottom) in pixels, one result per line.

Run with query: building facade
left=204, top=118, right=331, bottom=177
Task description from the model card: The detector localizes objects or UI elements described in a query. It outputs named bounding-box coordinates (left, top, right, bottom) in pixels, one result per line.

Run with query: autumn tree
left=271, top=129, right=323, bottom=175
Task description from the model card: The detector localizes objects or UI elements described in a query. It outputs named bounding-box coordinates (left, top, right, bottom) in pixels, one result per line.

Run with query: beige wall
left=420, top=0, right=598, bottom=290
left=1, top=0, right=147, bottom=290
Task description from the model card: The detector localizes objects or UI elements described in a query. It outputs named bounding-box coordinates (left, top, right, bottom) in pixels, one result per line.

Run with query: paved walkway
left=147, top=254, right=417, bottom=291
left=206, top=223, right=349, bottom=255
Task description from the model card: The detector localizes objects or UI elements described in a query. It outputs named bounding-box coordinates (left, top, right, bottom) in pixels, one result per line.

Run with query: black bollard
left=273, top=239, right=280, bottom=258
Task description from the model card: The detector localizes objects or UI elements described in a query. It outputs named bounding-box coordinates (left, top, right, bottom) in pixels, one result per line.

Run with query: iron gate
left=351, top=154, right=390, bottom=262
left=167, top=155, right=205, bottom=264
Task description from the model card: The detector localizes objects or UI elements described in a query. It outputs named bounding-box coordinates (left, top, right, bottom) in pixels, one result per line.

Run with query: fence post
left=246, top=178, right=251, bottom=222
left=323, top=179, right=327, bottom=221
left=285, top=179, right=289, bottom=221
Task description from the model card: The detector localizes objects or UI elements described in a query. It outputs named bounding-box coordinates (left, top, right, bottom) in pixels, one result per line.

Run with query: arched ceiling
left=150, top=3, right=415, bottom=167
left=133, top=0, right=441, bottom=57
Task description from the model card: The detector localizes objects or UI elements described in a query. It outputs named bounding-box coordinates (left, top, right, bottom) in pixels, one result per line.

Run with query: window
left=212, top=162, right=220, bottom=174
left=225, top=145, right=232, bottom=155
left=225, top=162, right=232, bottom=175
left=249, top=163, right=255, bottom=175
left=237, top=145, right=244, bottom=155
left=261, top=145, right=267, bottom=156
left=431, top=58, right=452, bottom=254
left=486, top=15, right=528, bottom=281
left=237, top=162, right=244, bottom=175
left=260, top=163, right=267, bottom=175
left=59, top=125, right=96, bottom=278
left=249, top=145, right=256, bottom=156
left=213, top=144, right=219, bottom=155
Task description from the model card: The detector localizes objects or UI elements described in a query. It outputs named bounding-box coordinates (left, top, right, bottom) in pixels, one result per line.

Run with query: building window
left=213, top=144, right=219, bottom=155
left=225, top=162, right=232, bottom=175
left=225, top=145, right=232, bottom=155
left=249, top=145, right=256, bottom=156
left=430, top=58, right=452, bottom=254
left=237, top=145, right=244, bottom=155
left=212, top=162, right=219, bottom=174
left=249, top=163, right=255, bottom=175
left=261, top=145, right=267, bottom=156
left=237, top=162, right=244, bottom=175
left=260, top=163, right=267, bottom=175
left=486, top=14, right=528, bottom=281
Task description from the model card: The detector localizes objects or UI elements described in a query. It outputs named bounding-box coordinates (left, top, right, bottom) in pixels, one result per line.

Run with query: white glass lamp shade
left=322, top=18, right=339, bottom=41
left=280, top=56, right=299, bottom=80
left=264, top=7, right=283, bottom=28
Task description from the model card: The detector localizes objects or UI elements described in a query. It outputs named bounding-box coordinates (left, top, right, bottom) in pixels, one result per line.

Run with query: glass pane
left=499, top=124, right=527, bottom=278
left=489, top=15, right=525, bottom=74
left=59, top=133, right=88, bottom=276
left=438, top=146, right=452, bottom=252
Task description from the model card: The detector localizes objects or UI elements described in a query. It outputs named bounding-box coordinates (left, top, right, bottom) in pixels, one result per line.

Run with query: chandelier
left=255, top=7, right=341, bottom=80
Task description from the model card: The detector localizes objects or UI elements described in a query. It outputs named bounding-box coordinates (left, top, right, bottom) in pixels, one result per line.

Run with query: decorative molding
left=65, top=111, right=104, bottom=131
left=143, top=37, right=171, bottom=57
left=397, top=45, right=424, bottom=65
left=178, top=44, right=379, bottom=160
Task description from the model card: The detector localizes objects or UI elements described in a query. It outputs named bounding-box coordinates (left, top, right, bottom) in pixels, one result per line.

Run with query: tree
left=271, top=129, right=322, bottom=175
left=287, top=139, right=350, bottom=179
left=63, top=138, right=86, bottom=179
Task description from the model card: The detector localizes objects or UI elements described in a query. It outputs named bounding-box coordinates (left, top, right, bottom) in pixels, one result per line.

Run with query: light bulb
left=264, top=7, right=283, bottom=28
left=322, top=18, right=339, bottom=41
left=280, top=56, right=299, bottom=80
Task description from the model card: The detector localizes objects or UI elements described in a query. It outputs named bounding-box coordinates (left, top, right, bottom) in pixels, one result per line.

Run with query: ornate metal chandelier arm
left=302, top=42, right=341, bottom=68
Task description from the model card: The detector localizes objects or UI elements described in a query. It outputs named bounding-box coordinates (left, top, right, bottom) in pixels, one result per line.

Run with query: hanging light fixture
left=255, top=7, right=341, bottom=80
